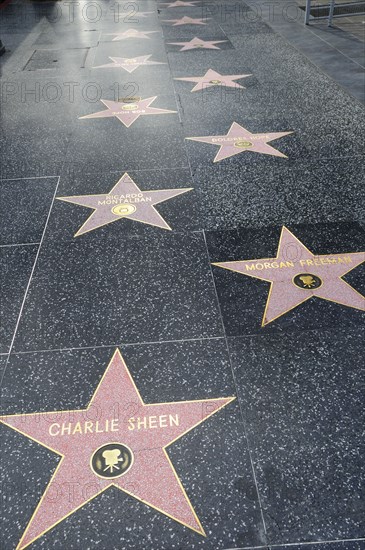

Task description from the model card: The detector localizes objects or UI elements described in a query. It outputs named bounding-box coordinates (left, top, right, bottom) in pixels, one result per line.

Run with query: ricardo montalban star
left=56, top=173, right=193, bottom=236
left=213, top=226, right=365, bottom=326
left=0, top=350, right=235, bottom=549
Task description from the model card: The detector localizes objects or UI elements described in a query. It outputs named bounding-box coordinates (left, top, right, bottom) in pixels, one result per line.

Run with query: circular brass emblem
left=234, top=140, right=253, bottom=148
left=112, top=203, right=136, bottom=216
left=121, top=104, right=138, bottom=111
left=119, top=96, right=141, bottom=103
left=209, top=79, right=222, bottom=84
left=91, top=443, right=133, bottom=479
left=125, top=59, right=137, bottom=64
left=293, top=273, right=323, bottom=290
left=194, top=44, right=203, bottom=48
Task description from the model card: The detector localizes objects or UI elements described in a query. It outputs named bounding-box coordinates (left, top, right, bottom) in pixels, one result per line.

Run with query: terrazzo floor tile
left=206, top=222, right=365, bottom=336
left=0, top=341, right=265, bottom=549
left=228, top=326, right=365, bottom=544
left=0, top=177, right=58, bottom=245
left=0, top=245, right=37, bottom=354
left=12, top=232, right=223, bottom=352
left=190, top=157, right=365, bottom=230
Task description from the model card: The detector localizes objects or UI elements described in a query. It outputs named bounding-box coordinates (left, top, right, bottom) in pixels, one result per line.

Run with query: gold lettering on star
left=245, top=256, right=353, bottom=271
left=49, top=414, right=180, bottom=436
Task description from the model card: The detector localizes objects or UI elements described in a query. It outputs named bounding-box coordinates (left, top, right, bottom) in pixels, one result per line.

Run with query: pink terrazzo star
left=186, top=121, right=293, bottom=162
left=174, top=68, right=252, bottom=92
left=93, top=55, right=166, bottom=73
left=79, top=96, right=176, bottom=128
left=160, top=0, right=200, bottom=6
left=1, top=350, right=235, bottom=549
left=168, top=36, right=228, bottom=50
left=106, top=29, right=160, bottom=41
left=162, top=15, right=210, bottom=25
left=57, top=172, right=193, bottom=235
left=213, top=226, right=365, bottom=326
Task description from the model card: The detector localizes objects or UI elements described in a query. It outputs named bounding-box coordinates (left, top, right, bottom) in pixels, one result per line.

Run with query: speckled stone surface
left=0, top=177, right=58, bottom=245
left=12, top=232, right=223, bottom=352
left=0, top=342, right=265, bottom=549
left=0, top=246, right=37, bottom=354
left=190, top=157, right=365, bottom=229
left=228, top=326, right=365, bottom=544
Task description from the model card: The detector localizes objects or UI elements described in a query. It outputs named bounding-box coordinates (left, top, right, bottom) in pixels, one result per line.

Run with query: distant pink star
left=168, top=37, right=228, bottom=50
left=186, top=122, right=293, bottom=162
left=134, top=10, right=156, bottom=17
left=174, top=69, right=252, bottom=92
left=79, top=97, right=176, bottom=128
left=160, top=0, right=199, bottom=6
left=93, top=55, right=166, bottom=73
left=213, top=226, right=365, bottom=325
left=57, top=173, right=193, bottom=235
left=107, top=29, right=160, bottom=41
left=162, top=16, right=210, bottom=25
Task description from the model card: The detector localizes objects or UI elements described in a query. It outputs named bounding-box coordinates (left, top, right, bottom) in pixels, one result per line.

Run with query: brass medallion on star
left=213, top=226, right=365, bottom=326
left=0, top=350, right=235, bottom=549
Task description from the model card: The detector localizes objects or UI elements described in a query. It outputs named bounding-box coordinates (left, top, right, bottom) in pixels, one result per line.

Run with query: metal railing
left=305, top=0, right=365, bottom=26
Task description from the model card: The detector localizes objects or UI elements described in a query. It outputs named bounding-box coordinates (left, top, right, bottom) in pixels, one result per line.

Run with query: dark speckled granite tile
left=228, top=326, right=365, bottom=544
left=62, top=123, right=188, bottom=174
left=0, top=129, right=69, bottom=180
left=0, top=245, right=37, bottom=354
left=13, top=232, right=223, bottom=352
left=206, top=222, right=365, bottom=336
left=0, top=342, right=265, bottom=549
left=191, top=157, right=365, bottom=230
left=0, top=177, right=58, bottom=245
left=45, top=168, right=197, bottom=242
left=0, top=354, right=8, bottom=379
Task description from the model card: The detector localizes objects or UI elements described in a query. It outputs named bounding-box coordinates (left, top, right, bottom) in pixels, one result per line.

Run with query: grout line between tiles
left=202, top=228, right=269, bottom=546
left=0, top=176, right=61, bottom=387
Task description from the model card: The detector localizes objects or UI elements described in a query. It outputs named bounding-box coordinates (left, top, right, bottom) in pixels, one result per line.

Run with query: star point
left=187, top=121, right=293, bottom=162
left=214, top=226, right=365, bottom=325
left=57, top=172, right=193, bottom=236
left=1, top=350, right=235, bottom=549
left=160, top=0, right=200, bottom=7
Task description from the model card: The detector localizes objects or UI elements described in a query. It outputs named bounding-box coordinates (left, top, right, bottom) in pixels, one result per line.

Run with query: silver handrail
left=305, top=0, right=365, bottom=26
